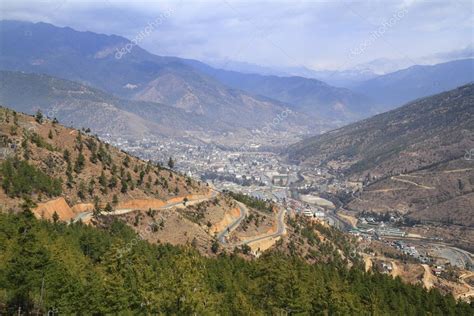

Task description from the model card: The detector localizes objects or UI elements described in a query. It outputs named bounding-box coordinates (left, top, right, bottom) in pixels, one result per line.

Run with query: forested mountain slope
left=0, top=107, right=362, bottom=260
left=0, top=107, right=207, bottom=216
left=286, top=85, right=474, bottom=235
left=0, top=211, right=472, bottom=314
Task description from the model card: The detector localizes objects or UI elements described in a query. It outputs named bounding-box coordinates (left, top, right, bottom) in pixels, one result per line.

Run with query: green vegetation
left=167, top=156, right=175, bottom=169
left=226, top=191, right=273, bottom=212
left=74, top=152, right=85, bottom=173
left=0, top=212, right=471, bottom=314
left=34, top=110, right=43, bottom=124
left=178, top=200, right=210, bottom=224
left=0, top=158, right=62, bottom=198
left=29, top=132, right=55, bottom=151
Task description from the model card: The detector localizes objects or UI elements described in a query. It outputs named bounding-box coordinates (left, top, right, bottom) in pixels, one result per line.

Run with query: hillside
left=354, top=59, right=474, bottom=108
left=0, top=20, right=316, bottom=133
left=0, top=107, right=209, bottom=218
left=286, top=85, right=474, bottom=229
left=2, top=212, right=472, bottom=314
left=0, top=107, right=360, bottom=258
left=287, top=84, right=474, bottom=177
left=0, top=70, right=231, bottom=139
left=129, top=63, right=313, bottom=131
left=185, top=59, right=375, bottom=123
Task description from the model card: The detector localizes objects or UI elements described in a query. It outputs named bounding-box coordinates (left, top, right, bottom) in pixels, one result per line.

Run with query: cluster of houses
left=393, top=241, right=431, bottom=264
left=285, top=198, right=326, bottom=220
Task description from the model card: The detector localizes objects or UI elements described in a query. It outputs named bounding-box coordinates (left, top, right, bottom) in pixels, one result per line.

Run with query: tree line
left=0, top=211, right=472, bottom=315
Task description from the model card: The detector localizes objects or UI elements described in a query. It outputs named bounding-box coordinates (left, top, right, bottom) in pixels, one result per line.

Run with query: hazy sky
left=1, top=0, right=473, bottom=70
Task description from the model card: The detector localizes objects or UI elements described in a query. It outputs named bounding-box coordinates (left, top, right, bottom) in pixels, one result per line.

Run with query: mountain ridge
left=0, top=70, right=232, bottom=140
left=287, top=84, right=474, bottom=177
left=354, top=58, right=474, bottom=108
left=0, top=20, right=319, bottom=133
left=183, top=59, right=376, bottom=123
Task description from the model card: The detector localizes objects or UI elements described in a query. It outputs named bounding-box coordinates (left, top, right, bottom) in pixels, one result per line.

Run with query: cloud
left=0, top=0, right=472, bottom=70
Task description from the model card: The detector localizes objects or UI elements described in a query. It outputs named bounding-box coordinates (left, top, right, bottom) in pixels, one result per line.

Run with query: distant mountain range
left=354, top=59, right=474, bottom=109
left=0, top=20, right=317, bottom=133
left=204, top=45, right=473, bottom=88
left=184, top=60, right=375, bottom=123
left=0, top=71, right=226, bottom=140
left=353, top=45, right=474, bottom=76
left=203, top=60, right=380, bottom=87
left=1, top=20, right=473, bottom=139
left=209, top=57, right=474, bottom=115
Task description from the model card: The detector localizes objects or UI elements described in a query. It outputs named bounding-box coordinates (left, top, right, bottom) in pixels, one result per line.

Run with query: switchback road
left=217, top=202, right=249, bottom=244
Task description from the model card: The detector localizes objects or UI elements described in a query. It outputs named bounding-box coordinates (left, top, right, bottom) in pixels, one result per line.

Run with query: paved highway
left=382, top=236, right=473, bottom=270
left=72, top=190, right=218, bottom=224
left=217, top=202, right=249, bottom=244
left=327, top=209, right=352, bottom=231
left=71, top=189, right=288, bottom=250
left=235, top=207, right=287, bottom=246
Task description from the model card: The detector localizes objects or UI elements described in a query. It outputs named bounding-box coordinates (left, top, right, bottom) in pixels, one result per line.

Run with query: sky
left=1, top=0, right=473, bottom=71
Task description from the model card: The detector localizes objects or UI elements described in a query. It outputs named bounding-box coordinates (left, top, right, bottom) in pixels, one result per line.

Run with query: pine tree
left=99, top=171, right=108, bottom=188
left=74, top=152, right=85, bottom=173
left=101, top=244, right=132, bottom=313
left=121, top=178, right=128, bottom=193
left=211, top=240, right=219, bottom=253
left=109, top=175, right=117, bottom=188
left=35, top=109, right=43, bottom=124
left=123, top=156, right=130, bottom=168
left=112, top=194, right=119, bottom=205
left=88, top=178, right=95, bottom=196
left=66, top=162, right=74, bottom=188
left=5, top=214, right=51, bottom=312
left=168, top=157, right=174, bottom=169
left=104, top=202, right=113, bottom=213
left=63, top=149, right=70, bottom=163
left=77, top=181, right=86, bottom=199
left=52, top=211, right=59, bottom=224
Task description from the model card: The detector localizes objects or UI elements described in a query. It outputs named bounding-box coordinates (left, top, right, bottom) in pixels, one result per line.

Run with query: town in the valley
left=101, top=133, right=473, bottom=276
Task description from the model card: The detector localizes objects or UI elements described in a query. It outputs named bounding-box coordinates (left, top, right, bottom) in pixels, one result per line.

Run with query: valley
left=0, top=9, right=473, bottom=314
left=101, top=118, right=474, bottom=299
left=1, top=69, right=472, bottom=309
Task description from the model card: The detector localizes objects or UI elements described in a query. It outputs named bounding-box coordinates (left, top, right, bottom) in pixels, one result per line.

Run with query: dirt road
left=391, top=176, right=435, bottom=190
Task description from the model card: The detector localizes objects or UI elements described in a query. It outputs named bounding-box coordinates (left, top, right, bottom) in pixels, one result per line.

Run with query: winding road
left=72, top=189, right=288, bottom=250
left=72, top=190, right=218, bottom=224
left=235, top=207, right=286, bottom=246
left=217, top=202, right=249, bottom=243
left=217, top=203, right=288, bottom=247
